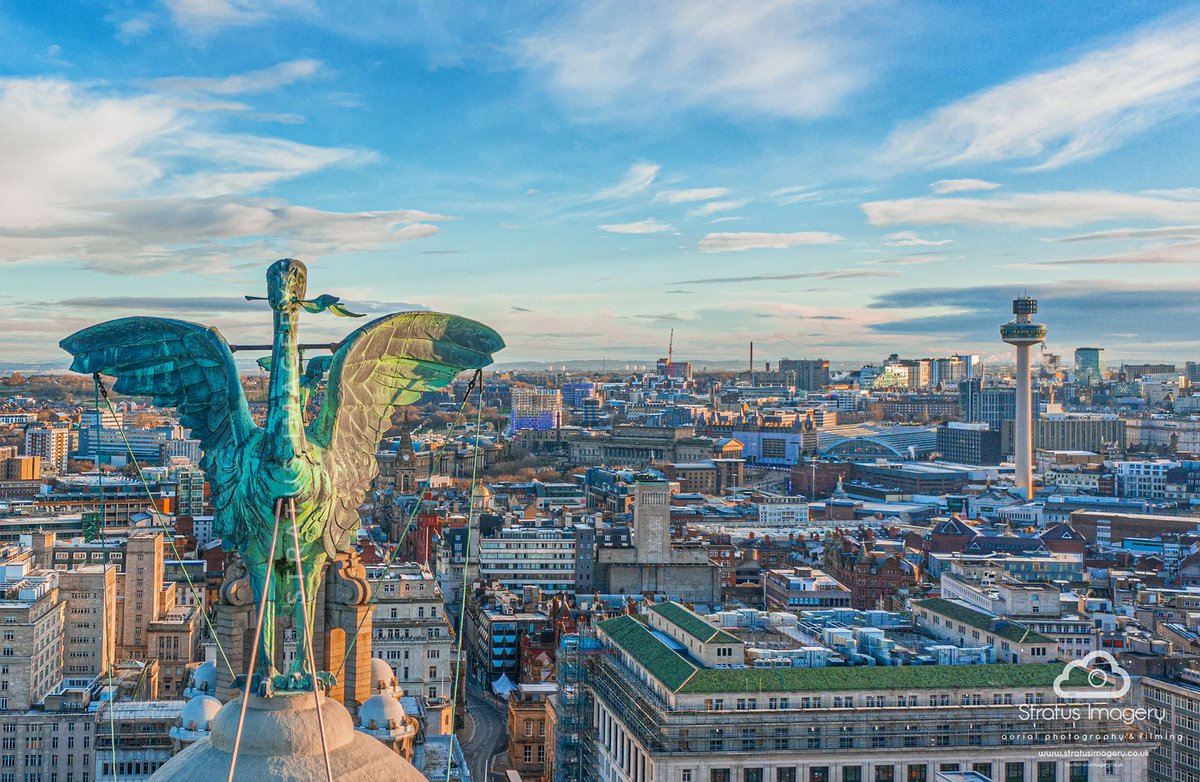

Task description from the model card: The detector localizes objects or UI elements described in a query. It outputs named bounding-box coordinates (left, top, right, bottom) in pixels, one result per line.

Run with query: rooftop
left=915, top=598, right=1055, bottom=645
left=597, top=614, right=1082, bottom=695
left=649, top=601, right=739, bottom=644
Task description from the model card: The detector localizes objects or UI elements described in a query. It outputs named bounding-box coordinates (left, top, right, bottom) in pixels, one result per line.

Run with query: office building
left=589, top=602, right=1148, bottom=782
left=478, top=527, right=578, bottom=594
left=509, top=388, right=563, bottom=434
left=779, top=359, right=830, bottom=392
left=368, top=563, right=455, bottom=701
left=1139, top=670, right=1200, bottom=782
left=762, top=568, right=851, bottom=610
left=0, top=456, right=41, bottom=481
left=936, top=422, right=1001, bottom=465
left=597, top=480, right=722, bottom=603
left=1075, top=347, right=1105, bottom=385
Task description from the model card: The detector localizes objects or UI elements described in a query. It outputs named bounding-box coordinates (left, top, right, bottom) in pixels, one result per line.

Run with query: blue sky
left=3, top=1, right=1200, bottom=367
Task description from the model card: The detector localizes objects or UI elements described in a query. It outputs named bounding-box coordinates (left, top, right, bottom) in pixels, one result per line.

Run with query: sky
left=3, top=1, right=1200, bottom=368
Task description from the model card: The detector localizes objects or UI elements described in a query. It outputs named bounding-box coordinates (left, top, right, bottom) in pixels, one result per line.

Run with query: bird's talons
left=233, top=672, right=278, bottom=698
left=269, top=668, right=336, bottom=693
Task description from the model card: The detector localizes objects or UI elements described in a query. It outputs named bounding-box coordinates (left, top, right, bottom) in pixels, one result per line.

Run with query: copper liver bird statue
left=60, top=258, right=503, bottom=694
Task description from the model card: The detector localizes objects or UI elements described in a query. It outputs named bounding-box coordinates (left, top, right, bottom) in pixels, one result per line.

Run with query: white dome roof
left=358, top=694, right=407, bottom=730
left=187, top=660, right=217, bottom=695
left=369, top=658, right=393, bottom=685
left=180, top=696, right=222, bottom=732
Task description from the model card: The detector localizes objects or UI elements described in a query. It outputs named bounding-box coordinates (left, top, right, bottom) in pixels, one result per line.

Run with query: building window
left=1037, top=764, right=1056, bottom=782
left=745, top=769, right=763, bottom=782
left=906, top=766, right=926, bottom=782
left=711, top=772, right=730, bottom=782
left=843, top=769, right=862, bottom=782
left=1006, top=764, right=1026, bottom=782
left=776, top=770, right=795, bottom=782
left=523, top=746, right=532, bottom=764
left=873, top=770, right=894, bottom=782
left=1068, top=763, right=1088, bottom=782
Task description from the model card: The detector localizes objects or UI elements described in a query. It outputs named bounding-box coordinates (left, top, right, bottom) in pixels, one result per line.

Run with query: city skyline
left=4, top=1, right=1200, bottom=366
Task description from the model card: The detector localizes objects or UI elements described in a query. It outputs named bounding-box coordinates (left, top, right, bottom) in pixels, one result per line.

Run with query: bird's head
left=266, top=258, right=308, bottom=312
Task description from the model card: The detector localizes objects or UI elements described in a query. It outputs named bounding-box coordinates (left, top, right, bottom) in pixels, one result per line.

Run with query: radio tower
left=1000, top=295, right=1047, bottom=500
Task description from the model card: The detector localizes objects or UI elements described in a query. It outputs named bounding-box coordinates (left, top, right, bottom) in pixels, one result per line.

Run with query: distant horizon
left=0, top=352, right=1188, bottom=378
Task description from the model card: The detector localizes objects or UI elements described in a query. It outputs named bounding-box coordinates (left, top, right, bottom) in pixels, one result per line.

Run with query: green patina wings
left=307, top=311, right=504, bottom=556
left=59, top=317, right=255, bottom=526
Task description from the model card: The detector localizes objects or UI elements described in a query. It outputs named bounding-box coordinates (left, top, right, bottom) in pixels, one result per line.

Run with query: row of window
left=703, top=691, right=1046, bottom=711
left=686, top=760, right=1107, bottom=782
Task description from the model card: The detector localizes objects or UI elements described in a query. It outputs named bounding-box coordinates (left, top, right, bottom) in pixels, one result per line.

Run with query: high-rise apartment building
left=167, top=462, right=207, bottom=518
left=24, top=426, right=71, bottom=474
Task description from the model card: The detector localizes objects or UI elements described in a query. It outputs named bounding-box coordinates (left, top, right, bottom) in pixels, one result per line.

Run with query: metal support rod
left=227, top=500, right=284, bottom=782
left=288, top=497, right=335, bottom=782
left=228, top=342, right=341, bottom=353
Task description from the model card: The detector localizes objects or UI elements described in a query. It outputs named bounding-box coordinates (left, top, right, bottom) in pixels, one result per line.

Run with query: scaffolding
left=555, top=633, right=603, bottom=782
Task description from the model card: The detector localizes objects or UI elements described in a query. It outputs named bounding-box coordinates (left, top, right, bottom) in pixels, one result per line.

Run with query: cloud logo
left=1054, top=650, right=1130, bottom=700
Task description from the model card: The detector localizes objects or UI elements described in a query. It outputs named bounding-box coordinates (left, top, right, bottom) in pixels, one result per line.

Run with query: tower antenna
left=667, top=328, right=674, bottom=377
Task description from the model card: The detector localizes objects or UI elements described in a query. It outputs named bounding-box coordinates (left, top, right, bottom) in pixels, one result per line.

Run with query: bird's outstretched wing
left=309, top=311, right=503, bottom=556
left=60, top=317, right=256, bottom=530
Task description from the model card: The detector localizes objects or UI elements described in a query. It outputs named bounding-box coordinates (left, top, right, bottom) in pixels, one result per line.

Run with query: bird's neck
left=264, top=306, right=307, bottom=464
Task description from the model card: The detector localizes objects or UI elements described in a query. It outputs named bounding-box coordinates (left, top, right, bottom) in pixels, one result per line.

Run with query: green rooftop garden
left=678, top=662, right=1088, bottom=694
left=598, top=613, right=1087, bottom=696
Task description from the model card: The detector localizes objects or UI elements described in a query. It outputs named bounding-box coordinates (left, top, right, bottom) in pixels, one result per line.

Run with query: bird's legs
left=243, top=540, right=282, bottom=695
left=286, top=550, right=328, bottom=687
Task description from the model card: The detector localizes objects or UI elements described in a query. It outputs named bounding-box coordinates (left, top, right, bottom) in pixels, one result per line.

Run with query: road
left=461, top=684, right=508, bottom=782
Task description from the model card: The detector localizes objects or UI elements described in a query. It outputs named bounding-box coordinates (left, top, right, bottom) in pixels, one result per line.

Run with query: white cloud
left=687, top=199, right=749, bottom=218
left=1048, top=225, right=1200, bottom=243
left=654, top=187, right=730, bottom=204
left=147, top=59, right=324, bottom=95
left=863, top=190, right=1200, bottom=228
left=882, top=230, right=952, bottom=246
left=518, top=0, right=883, bottom=119
left=882, top=12, right=1200, bottom=169
left=929, top=179, right=999, bottom=194
left=0, top=77, right=439, bottom=273
left=0, top=196, right=447, bottom=273
left=697, top=231, right=843, bottom=252
left=592, top=163, right=660, bottom=200
left=117, top=17, right=153, bottom=39
left=39, top=45, right=71, bottom=68
left=1034, top=239, right=1200, bottom=267
left=164, top=0, right=314, bottom=32
left=599, top=218, right=674, bottom=234
left=0, top=79, right=177, bottom=229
